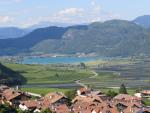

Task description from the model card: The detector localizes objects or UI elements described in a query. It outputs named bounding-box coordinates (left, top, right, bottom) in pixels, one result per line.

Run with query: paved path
left=75, top=70, right=98, bottom=88
left=26, top=92, right=42, bottom=97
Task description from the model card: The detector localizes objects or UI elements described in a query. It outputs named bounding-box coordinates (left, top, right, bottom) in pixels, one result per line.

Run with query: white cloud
left=49, top=4, right=119, bottom=24
left=45, top=0, right=120, bottom=24
left=20, top=0, right=121, bottom=27
left=58, top=8, right=84, bottom=16
left=0, top=16, right=13, bottom=24
left=22, top=6, right=120, bottom=27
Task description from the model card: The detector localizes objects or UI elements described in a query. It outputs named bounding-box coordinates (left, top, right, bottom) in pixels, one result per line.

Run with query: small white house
left=19, top=104, right=28, bottom=111
left=134, top=93, right=141, bottom=98
left=34, top=108, right=41, bottom=113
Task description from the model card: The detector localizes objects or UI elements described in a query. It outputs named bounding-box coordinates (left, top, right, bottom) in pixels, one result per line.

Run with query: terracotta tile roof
left=3, top=89, right=21, bottom=101
left=114, top=94, right=141, bottom=101
left=20, top=100, right=40, bottom=108
left=72, top=95, right=116, bottom=113
left=92, top=107, right=102, bottom=113
left=123, top=105, right=146, bottom=113
left=79, top=87, right=90, bottom=93
left=73, top=95, right=103, bottom=104
left=38, top=99, right=51, bottom=109
left=44, top=92, right=66, bottom=104
left=53, top=104, right=69, bottom=113
left=141, top=90, right=150, bottom=95
left=81, top=109, right=92, bottom=113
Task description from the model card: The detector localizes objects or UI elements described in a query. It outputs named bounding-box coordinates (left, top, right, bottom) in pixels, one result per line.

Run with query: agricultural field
left=85, top=58, right=134, bottom=67
left=82, top=59, right=150, bottom=89
left=2, top=57, right=150, bottom=90
left=4, top=63, right=94, bottom=84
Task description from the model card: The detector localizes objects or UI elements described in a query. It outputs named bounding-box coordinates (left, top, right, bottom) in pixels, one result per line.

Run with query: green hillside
left=0, top=25, right=87, bottom=55
left=1, top=20, right=150, bottom=57
left=32, top=20, right=150, bottom=57
left=0, top=63, right=26, bottom=86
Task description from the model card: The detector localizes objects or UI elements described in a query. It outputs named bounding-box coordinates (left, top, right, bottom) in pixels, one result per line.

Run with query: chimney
left=16, top=85, right=19, bottom=90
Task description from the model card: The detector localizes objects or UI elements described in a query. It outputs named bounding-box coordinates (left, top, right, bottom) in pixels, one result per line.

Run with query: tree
left=106, top=90, right=118, bottom=98
left=55, top=73, right=59, bottom=78
left=17, top=109, right=30, bottom=113
left=40, top=108, right=52, bottom=113
left=135, top=88, right=142, bottom=93
left=0, top=104, right=17, bottom=113
left=65, top=90, right=76, bottom=106
left=80, top=62, right=86, bottom=69
left=119, top=84, right=128, bottom=94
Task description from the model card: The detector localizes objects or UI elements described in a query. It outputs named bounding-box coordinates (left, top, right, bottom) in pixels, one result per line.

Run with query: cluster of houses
left=135, top=90, right=150, bottom=99
left=0, top=85, right=149, bottom=113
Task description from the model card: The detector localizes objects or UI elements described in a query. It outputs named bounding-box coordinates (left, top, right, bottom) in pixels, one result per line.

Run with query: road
left=75, top=70, right=98, bottom=88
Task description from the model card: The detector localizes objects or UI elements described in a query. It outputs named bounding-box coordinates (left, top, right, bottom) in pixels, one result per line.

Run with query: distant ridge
left=0, top=27, right=30, bottom=39
left=0, top=25, right=87, bottom=55
left=134, top=15, right=150, bottom=28
left=0, top=18, right=150, bottom=57
left=31, top=20, right=150, bottom=57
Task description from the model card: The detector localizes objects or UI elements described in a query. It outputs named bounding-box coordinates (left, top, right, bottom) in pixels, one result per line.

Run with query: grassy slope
left=21, top=87, right=71, bottom=95
left=4, top=63, right=93, bottom=84
left=21, top=87, right=136, bottom=96
left=99, top=88, right=136, bottom=95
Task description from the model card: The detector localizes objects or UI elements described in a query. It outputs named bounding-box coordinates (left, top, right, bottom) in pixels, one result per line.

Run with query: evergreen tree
left=80, top=62, right=86, bottom=69
left=119, top=84, right=128, bottom=94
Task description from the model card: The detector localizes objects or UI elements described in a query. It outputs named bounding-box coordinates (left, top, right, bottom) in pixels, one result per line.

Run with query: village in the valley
left=0, top=85, right=149, bottom=113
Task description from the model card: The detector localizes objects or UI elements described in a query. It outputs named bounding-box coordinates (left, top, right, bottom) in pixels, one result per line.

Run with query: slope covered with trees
left=32, top=20, right=150, bottom=57
left=1, top=20, right=150, bottom=57
left=0, top=25, right=87, bottom=55
left=0, top=63, right=26, bottom=86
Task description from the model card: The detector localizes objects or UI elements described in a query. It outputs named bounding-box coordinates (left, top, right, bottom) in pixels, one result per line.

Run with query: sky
left=0, top=0, right=150, bottom=27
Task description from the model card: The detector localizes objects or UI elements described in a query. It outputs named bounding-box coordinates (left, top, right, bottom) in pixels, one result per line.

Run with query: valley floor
left=1, top=57, right=150, bottom=90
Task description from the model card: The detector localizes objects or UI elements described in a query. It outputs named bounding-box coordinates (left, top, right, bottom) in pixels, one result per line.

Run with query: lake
left=21, top=57, right=99, bottom=64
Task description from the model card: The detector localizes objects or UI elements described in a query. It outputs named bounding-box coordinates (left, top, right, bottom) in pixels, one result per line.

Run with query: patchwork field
left=2, top=58, right=150, bottom=90
left=81, top=59, right=150, bottom=89
left=4, top=63, right=93, bottom=84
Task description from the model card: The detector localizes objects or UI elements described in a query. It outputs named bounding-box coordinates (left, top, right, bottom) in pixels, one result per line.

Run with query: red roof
left=3, top=89, right=21, bottom=101
left=141, top=90, right=150, bottom=95
left=20, top=100, right=40, bottom=108
left=114, top=94, right=141, bottom=101
left=53, top=104, right=69, bottom=113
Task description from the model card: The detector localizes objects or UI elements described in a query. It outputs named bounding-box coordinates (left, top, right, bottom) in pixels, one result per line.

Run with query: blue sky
left=0, top=0, right=150, bottom=27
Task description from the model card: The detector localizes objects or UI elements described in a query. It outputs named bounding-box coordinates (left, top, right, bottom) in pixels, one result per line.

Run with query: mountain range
left=134, top=15, right=150, bottom=28
left=0, top=15, right=150, bottom=57
left=0, top=22, right=80, bottom=39
left=0, top=27, right=31, bottom=39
